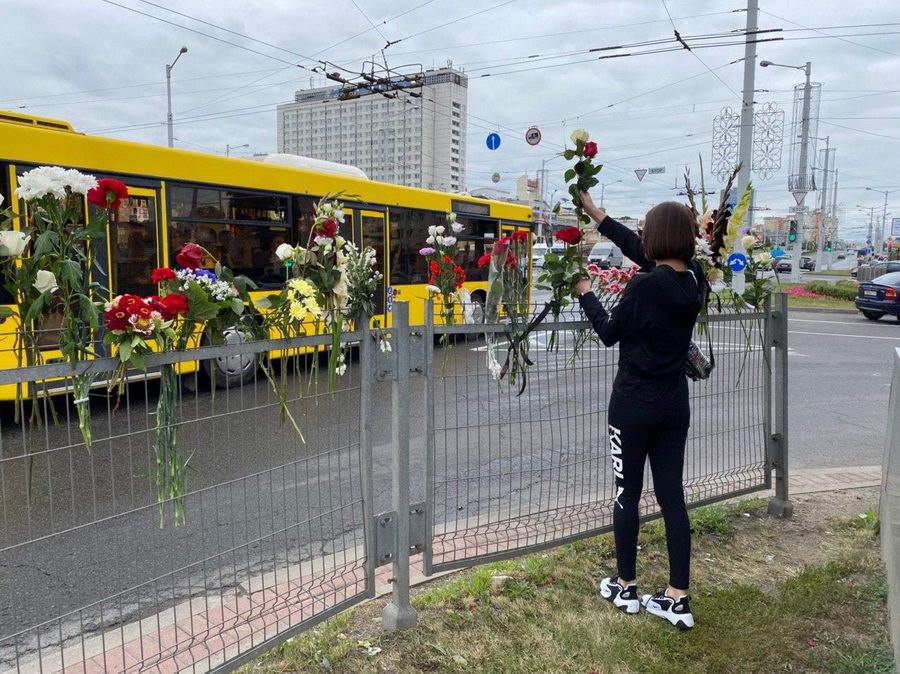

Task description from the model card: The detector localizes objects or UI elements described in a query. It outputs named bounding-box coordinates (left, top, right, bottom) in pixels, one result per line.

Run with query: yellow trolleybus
left=0, top=111, right=533, bottom=396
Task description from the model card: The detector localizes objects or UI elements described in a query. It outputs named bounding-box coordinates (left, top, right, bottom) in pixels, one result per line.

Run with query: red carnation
left=442, top=255, right=453, bottom=264
left=453, top=264, right=466, bottom=289
left=88, top=178, right=129, bottom=211
left=151, top=267, right=176, bottom=284
left=104, top=307, right=130, bottom=331
left=555, top=226, right=583, bottom=245
left=505, top=252, right=517, bottom=268
left=477, top=253, right=492, bottom=268
left=429, top=260, right=439, bottom=276
left=316, top=217, right=337, bottom=238
left=511, top=230, right=529, bottom=243
left=583, top=141, right=598, bottom=158
left=176, top=243, right=204, bottom=270
left=497, top=235, right=510, bottom=246
left=117, top=294, right=143, bottom=313
left=161, top=292, right=189, bottom=316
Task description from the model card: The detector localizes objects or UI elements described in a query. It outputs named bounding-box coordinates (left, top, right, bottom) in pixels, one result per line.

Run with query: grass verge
left=813, top=269, right=853, bottom=277
left=780, top=284, right=857, bottom=311
left=247, top=491, right=891, bottom=674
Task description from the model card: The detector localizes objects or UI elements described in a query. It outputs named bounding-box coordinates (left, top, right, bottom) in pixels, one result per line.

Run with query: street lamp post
left=166, top=46, right=188, bottom=148
left=599, top=180, right=622, bottom=208
left=865, top=187, right=900, bottom=254
left=813, top=136, right=831, bottom=273
left=760, top=59, right=812, bottom=283
left=226, top=143, right=249, bottom=157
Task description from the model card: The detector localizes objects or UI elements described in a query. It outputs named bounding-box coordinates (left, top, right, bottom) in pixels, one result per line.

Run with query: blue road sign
left=486, top=132, right=501, bottom=150
left=771, top=248, right=784, bottom=259
left=727, top=252, right=748, bottom=272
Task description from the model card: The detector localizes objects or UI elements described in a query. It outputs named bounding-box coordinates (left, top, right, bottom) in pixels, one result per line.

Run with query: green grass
left=780, top=284, right=857, bottom=311
left=247, top=496, right=893, bottom=673
left=813, top=269, right=853, bottom=276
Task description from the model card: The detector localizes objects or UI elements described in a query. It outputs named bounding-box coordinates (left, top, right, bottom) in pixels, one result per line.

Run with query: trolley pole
left=815, top=138, right=831, bottom=273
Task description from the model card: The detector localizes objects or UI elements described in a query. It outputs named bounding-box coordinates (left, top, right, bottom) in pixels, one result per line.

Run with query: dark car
left=800, top=256, right=815, bottom=271
left=837, top=253, right=846, bottom=260
left=855, top=271, right=900, bottom=321
left=775, top=256, right=793, bottom=273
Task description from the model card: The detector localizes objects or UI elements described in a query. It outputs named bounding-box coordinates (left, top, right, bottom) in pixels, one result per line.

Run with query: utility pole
left=791, top=63, right=813, bottom=283
left=814, top=138, right=831, bottom=272
left=828, top=169, right=838, bottom=269
left=733, top=0, right=759, bottom=295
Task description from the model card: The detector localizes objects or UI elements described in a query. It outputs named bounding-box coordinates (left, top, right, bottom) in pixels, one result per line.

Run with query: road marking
left=788, top=318, right=867, bottom=326
left=787, top=330, right=900, bottom=341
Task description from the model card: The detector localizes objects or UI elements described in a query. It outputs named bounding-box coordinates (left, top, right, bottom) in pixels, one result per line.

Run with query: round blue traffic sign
left=727, top=253, right=748, bottom=272
left=486, top=132, right=501, bottom=150
left=771, top=248, right=784, bottom=259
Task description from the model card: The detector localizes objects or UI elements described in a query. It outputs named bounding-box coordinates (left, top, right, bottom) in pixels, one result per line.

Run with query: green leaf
left=567, top=184, right=579, bottom=198
left=230, top=297, right=244, bottom=315
left=119, top=340, right=132, bottom=363
left=77, top=294, right=99, bottom=328
left=563, top=168, right=576, bottom=182
left=591, top=163, right=604, bottom=176
left=183, top=281, right=221, bottom=322
left=563, top=149, right=576, bottom=161
left=574, top=160, right=584, bottom=175
left=32, top=230, right=59, bottom=258
left=0, top=306, right=15, bottom=318
left=23, top=292, right=47, bottom=324
left=129, top=350, right=145, bottom=370
left=59, top=259, right=82, bottom=286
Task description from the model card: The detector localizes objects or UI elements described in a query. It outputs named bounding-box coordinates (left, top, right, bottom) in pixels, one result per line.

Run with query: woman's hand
left=579, top=191, right=606, bottom=222
left=573, top=278, right=592, bottom=296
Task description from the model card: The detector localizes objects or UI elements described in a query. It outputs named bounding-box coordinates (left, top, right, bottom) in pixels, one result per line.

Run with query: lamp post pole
left=814, top=136, right=831, bottom=273
left=866, top=187, right=900, bottom=254
left=166, top=46, right=188, bottom=148
left=226, top=143, right=249, bottom=157
left=599, top=180, right=622, bottom=209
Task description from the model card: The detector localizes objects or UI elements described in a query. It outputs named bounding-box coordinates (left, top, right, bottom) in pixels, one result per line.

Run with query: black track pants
left=608, top=395, right=691, bottom=590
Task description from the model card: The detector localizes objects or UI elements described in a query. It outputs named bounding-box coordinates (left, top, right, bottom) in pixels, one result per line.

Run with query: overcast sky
left=5, top=0, right=900, bottom=241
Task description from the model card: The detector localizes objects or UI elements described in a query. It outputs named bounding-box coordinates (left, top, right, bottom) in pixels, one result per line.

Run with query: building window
left=452, top=102, right=461, bottom=109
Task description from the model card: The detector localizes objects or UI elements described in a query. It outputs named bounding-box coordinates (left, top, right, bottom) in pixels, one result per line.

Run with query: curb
left=788, top=307, right=859, bottom=315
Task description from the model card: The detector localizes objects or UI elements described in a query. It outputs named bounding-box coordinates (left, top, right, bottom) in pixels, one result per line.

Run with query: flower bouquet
left=481, top=231, right=532, bottom=392
left=535, top=225, right=585, bottom=351
left=2, top=167, right=123, bottom=452
left=420, top=211, right=465, bottom=345
left=561, top=129, right=603, bottom=225
left=570, top=263, right=638, bottom=358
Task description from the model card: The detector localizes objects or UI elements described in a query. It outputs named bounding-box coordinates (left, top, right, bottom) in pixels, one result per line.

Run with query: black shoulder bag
left=684, top=270, right=715, bottom=381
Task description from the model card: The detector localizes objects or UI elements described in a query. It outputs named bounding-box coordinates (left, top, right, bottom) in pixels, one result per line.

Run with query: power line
left=348, top=0, right=391, bottom=46
left=760, top=9, right=900, bottom=57
left=392, top=0, right=522, bottom=44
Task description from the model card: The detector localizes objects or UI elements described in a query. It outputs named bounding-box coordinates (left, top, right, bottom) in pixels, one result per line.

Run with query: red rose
left=511, top=230, right=529, bottom=243
left=316, top=217, right=337, bottom=238
left=151, top=267, right=176, bottom=284
left=555, top=226, right=583, bottom=245
left=583, top=141, right=598, bottom=158
left=104, top=307, right=130, bottom=331
left=175, top=243, right=204, bottom=270
left=88, top=178, right=129, bottom=211
left=477, top=253, right=492, bottom=268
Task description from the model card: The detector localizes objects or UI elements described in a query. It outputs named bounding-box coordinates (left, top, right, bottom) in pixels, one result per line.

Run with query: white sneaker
left=641, top=591, right=695, bottom=630
left=597, top=576, right=640, bottom=614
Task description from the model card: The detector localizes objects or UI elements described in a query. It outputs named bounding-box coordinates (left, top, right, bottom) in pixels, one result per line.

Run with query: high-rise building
left=276, top=67, right=467, bottom=192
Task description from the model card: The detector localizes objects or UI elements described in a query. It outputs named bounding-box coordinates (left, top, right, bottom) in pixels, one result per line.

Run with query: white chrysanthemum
left=570, top=129, right=589, bottom=144
left=16, top=166, right=69, bottom=200
left=62, top=169, right=97, bottom=195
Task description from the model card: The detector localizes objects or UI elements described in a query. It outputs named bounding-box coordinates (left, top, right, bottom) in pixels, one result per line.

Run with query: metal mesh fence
left=0, top=333, right=371, bottom=673
left=426, top=302, right=771, bottom=572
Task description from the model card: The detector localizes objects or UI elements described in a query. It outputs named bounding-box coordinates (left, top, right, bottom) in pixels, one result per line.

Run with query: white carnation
left=441, top=236, right=457, bottom=247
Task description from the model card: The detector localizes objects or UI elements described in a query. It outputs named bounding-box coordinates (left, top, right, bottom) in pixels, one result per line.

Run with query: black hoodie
left=578, top=215, right=706, bottom=406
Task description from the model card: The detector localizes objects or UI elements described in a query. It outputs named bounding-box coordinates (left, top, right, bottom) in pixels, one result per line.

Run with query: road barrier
left=0, top=295, right=789, bottom=672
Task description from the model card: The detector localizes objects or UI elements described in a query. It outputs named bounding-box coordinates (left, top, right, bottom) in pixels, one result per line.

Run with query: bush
left=803, top=280, right=857, bottom=301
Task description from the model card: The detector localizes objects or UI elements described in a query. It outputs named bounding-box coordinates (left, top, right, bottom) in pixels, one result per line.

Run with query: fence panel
left=0, top=331, right=373, bottom=673
left=424, top=303, right=772, bottom=573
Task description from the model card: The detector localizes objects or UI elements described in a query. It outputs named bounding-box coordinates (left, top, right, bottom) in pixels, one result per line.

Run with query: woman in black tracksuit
left=573, top=192, right=707, bottom=631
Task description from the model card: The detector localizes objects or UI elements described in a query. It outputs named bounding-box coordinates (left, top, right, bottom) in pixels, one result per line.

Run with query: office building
left=276, top=67, right=467, bottom=192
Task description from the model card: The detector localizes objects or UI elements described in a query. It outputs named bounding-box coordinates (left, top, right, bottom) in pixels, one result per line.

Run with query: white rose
left=570, top=128, right=589, bottom=144
left=740, top=235, right=756, bottom=250
left=753, top=251, right=772, bottom=265
left=0, top=194, right=4, bottom=207
left=275, top=242, right=294, bottom=261
left=706, top=268, right=724, bottom=284
left=451, top=222, right=464, bottom=233
left=34, top=269, right=58, bottom=293
left=335, top=235, right=346, bottom=248
left=0, top=230, right=29, bottom=257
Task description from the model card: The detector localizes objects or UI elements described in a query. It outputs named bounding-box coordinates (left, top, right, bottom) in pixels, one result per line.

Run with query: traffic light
left=788, top=219, right=798, bottom=243
left=825, top=241, right=832, bottom=252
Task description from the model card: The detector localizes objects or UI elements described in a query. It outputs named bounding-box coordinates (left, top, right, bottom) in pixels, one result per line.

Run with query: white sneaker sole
left=642, top=597, right=695, bottom=630
left=598, top=580, right=639, bottom=614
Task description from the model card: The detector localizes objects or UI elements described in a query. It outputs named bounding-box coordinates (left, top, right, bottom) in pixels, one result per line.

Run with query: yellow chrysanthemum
left=303, top=297, right=322, bottom=317
left=289, top=301, right=308, bottom=321
left=288, top=278, right=315, bottom=296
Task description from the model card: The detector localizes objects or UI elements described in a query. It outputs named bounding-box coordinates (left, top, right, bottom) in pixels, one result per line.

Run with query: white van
left=588, top=241, right=624, bottom=269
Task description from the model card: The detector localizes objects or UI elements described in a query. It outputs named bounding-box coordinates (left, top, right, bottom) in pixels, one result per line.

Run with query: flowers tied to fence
left=105, top=243, right=258, bottom=526
left=570, top=263, right=638, bottom=357
left=420, top=211, right=465, bottom=342
left=481, top=230, right=533, bottom=392
left=0, top=167, right=126, bottom=452
left=536, top=225, right=586, bottom=351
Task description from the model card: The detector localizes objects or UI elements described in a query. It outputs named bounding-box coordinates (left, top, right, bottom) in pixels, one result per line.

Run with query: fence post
left=767, top=292, right=793, bottom=518
left=881, top=347, right=900, bottom=667
left=422, top=299, right=435, bottom=577
left=382, top=301, right=417, bottom=630
left=358, top=314, right=377, bottom=598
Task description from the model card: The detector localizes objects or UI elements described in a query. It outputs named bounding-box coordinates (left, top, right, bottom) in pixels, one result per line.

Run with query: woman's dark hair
left=641, top=201, right=697, bottom=263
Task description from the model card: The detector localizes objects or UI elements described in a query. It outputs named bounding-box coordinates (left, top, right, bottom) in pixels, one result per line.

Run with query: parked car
left=775, top=256, right=793, bottom=273
left=587, top=241, right=624, bottom=269
left=855, top=271, right=900, bottom=321
left=800, top=256, right=816, bottom=271
left=850, top=266, right=858, bottom=278
left=837, top=253, right=846, bottom=260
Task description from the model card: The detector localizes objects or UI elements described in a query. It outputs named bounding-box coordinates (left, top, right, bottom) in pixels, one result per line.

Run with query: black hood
left=649, top=263, right=705, bottom=315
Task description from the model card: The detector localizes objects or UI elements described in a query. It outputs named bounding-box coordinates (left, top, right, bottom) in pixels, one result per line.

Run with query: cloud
left=4, top=0, right=899, bottom=240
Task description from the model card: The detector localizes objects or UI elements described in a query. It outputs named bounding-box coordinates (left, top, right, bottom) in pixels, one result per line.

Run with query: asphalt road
left=1, top=297, right=897, bottom=666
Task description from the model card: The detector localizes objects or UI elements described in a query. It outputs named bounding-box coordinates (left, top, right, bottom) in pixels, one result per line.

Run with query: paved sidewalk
left=39, top=465, right=882, bottom=674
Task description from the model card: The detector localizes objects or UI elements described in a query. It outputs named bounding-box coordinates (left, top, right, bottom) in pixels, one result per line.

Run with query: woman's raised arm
left=580, top=191, right=653, bottom=270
